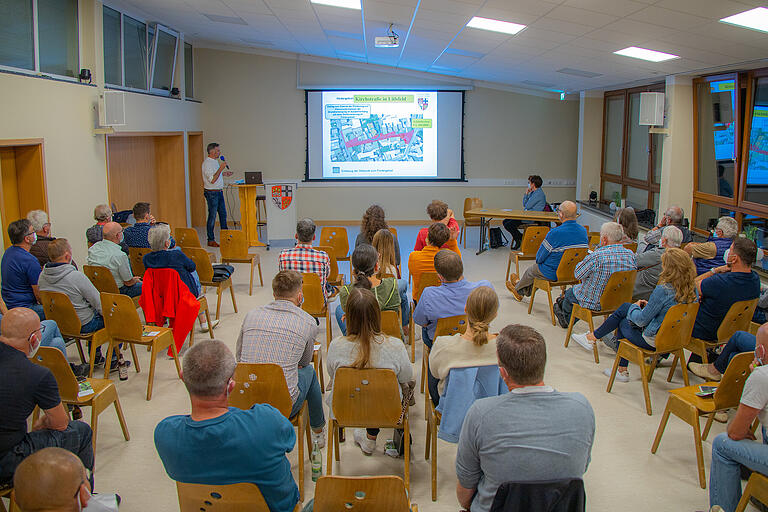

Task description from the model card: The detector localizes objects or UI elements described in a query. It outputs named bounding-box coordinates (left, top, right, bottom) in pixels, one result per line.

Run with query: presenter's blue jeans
left=710, top=430, right=768, bottom=512
left=289, top=365, right=326, bottom=430
left=204, top=189, right=228, bottom=242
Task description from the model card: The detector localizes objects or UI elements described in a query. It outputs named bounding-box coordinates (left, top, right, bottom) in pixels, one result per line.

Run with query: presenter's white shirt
left=202, top=157, right=224, bottom=190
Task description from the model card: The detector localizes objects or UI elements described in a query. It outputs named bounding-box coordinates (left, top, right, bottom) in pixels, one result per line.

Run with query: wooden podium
left=236, top=184, right=266, bottom=247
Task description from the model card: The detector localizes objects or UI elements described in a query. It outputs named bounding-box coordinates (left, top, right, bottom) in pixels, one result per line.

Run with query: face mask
left=658, top=240, right=664, bottom=248
left=29, top=233, right=37, bottom=245
left=27, top=332, right=41, bottom=359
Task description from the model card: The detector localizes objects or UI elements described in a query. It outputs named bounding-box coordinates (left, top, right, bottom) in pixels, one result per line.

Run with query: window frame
left=738, top=68, right=768, bottom=215
left=148, top=23, right=179, bottom=96
left=184, top=41, right=194, bottom=99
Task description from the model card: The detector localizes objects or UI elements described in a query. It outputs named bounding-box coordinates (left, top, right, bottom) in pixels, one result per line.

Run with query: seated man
left=278, top=218, right=332, bottom=300
left=414, top=200, right=461, bottom=253
left=0, top=308, right=94, bottom=487
left=1, top=219, right=44, bottom=320
left=408, top=223, right=452, bottom=302
left=236, top=270, right=325, bottom=446
left=123, top=202, right=176, bottom=249
left=642, top=205, right=692, bottom=251
left=685, top=216, right=738, bottom=275
left=155, top=339, right=299, bottom=512
left=708, top=323, right=768, bottom=512
left=632, top=225, right=683, bottom=301
left=86, top=203, right=112, bottom=245
left=507, top=200, right=587, bottom=301
left=502, top=174, right=547, bottom=250
left=87, top=222, right=142, bottom=298
left=456, top=324, right=595, bottom=512
left=553, top=222, right=636, bottom=329
left=690, top=323, right=767, bottom=382
left=689, top=237, right=761, bottom=365
left=27, top=210, right=56, bottom=268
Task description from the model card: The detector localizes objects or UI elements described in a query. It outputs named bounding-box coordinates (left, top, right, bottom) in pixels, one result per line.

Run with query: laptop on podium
left=244, top=171, right=262, bottom=185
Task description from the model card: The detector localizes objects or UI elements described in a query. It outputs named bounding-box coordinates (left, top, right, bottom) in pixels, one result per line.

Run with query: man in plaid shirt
left=278, top=218, right=332, bottom=300
left=553, top=222, right=636, bottom=328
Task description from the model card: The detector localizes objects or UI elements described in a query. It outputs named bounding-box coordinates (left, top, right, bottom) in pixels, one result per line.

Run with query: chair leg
left=103, top=341, right=116, bottom=380
left=147, top=343, right=158, bottom=401
left=431, top=416, right=437, bottom=501
left=90, top=405, right=99, bottom=451
left=545, top=287, right=555, bottom=326
left=606, top=352, right=621, bottom=393
left=113, top=396, right=130, bottom=442
left=334, top=424, right=340, bottom=461
left=249, top=260, right=254, bottom=296
left=420, top=347, right=426, bottom=394
left=205, top=307, right=214, bottom=339
left=258, top=262, right=263, bottom=286
left=693, top=412, right=707, bottom=489
left=297, top=412, right=305, bottom=502
left=74, top=339, right=86, bottom=363
left=564, top=308, right=577, bottom=348
left=587, top=316, right=598, bottom=364
left=505, top=252, right=512, bottom=281
left=325, top=310, right=332, bottom=347
left=403, top=418, right=410, bottom=495
left=215, top=286, right=223, bottom=320
left=229, top=281, right=238, bottom=313
left=527, top=285, right=537, bottom=315
left=640, top=358, right=652, bottom=415
left=170, top=338, right=182, bottom=378
left=735, top=476, right=759, bottom=512
left=679, top=350, right=690, bottom=386
left=128, top=343, right=140, bottom=373
left=409, top=306, right=415, bottom=364
left=651, top=399, right=673, bottom=453
left=702, top=413, right=716, bottom=441
left=326, top=422, right=335, bottom=475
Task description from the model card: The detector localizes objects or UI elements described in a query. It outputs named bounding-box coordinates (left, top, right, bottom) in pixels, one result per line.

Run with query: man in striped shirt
left=278, top=218, right=332, bottom=301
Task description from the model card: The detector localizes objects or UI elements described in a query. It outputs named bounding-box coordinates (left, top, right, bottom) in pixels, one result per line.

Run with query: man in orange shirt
left=408, top=223, right=452, bottom=302
left=414, top=200, right=460, bottom=253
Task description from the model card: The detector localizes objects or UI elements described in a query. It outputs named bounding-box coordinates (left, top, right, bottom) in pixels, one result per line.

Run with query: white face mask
left=28, top=232, right=37, bottom=245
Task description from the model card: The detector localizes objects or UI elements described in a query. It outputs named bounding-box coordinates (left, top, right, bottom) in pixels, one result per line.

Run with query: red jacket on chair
left=140, top=267, right=200, bottom=356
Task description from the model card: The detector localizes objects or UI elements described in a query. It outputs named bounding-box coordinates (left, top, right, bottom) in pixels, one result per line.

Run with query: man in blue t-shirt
left=154, top=339, right=299, bottom=512
left=688, top=237, right=761, bottom=365
left=1, top=219, right=45, bottom=320
left=502, top=175, right=548, bottom=250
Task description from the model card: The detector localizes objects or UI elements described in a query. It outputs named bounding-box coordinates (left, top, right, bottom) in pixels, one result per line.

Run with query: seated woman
left=356, top=205, right=401, bottom=268
left=326, top=287, right=413, bottom=456
left=570, top=248, right=697, bottom=382
left=428, top=286, right=499, bottom=406
left=335, top=244, right=400, bottom=336
left=372, top=228, right=409, bottom=328
left=615, top=207, right=639, bottom=244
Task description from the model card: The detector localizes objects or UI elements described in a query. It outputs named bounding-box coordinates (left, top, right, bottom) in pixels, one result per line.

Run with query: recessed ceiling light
left=466, top=16, right=526, bottom=35
left=614, top=46, right=679, bottom=62
left=720, top=7, right=768, bottom=33
left=311, top=0, right=361, bottom=10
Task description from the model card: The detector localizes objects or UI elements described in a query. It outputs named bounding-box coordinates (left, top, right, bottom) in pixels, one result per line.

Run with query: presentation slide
left=747, top=105, right=768, bottom=186
left=306, top=90, right=464, bottom=181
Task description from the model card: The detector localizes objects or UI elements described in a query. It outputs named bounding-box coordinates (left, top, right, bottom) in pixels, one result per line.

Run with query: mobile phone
left=695, top=385, right=717, bottom=397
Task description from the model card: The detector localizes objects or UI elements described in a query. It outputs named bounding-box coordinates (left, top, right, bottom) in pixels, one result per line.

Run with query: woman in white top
left=428, top=286, right=499, bottom=406
left=326, top=287, right=413, bottom=456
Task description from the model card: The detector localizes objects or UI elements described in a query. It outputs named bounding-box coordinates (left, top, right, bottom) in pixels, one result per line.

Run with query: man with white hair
left=633, top=225, right=683, bottom=301
left=643, top=205, right=692, bottom=250
left=553, top=222, right=636, bottom=329
left=27, top=210, right=56, bottom=267
left=685, top=216, right=738, bottom=275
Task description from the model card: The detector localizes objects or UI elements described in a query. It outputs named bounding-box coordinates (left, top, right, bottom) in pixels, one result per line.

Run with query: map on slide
left=329, top=114, right=424, bottom=162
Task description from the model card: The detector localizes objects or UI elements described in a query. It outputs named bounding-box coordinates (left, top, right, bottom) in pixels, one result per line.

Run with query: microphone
left=220, top=156, right=229, bottom=169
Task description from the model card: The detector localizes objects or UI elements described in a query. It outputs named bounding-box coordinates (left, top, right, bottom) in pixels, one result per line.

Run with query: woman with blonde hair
left=372, top=229, right=410, bottom=329
left=326, top=288, right=413, bottom=456
left=428, top=286, right=499, bottom=406
left=571, top=248, right=697, bottom=381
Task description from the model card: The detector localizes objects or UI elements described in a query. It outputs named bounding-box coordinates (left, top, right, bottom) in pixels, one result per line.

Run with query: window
left=103, top=6, right=122, bottom=86
left=600, top=84, right=664, bottom=211
left=123, top=15, right=147, bottom=90
left=0, top=0, right=79, bottom=78
left=150, top=26, right=178, bottom=93
left=184, top=42, right=193, bottom=98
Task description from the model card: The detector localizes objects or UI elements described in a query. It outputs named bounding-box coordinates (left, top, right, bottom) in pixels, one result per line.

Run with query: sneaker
left=353, top=428, right=375, bottom=456
left=689, top=362, right=722, bottom=382
left=311, top=427, right=326, bottom=450
left=200, top=319, right=220, bottom=333
left=506, top=275, right=523, bottom=302
left=710, top=506, right=725, bottom=512
left=207, top=240, right=220, bottom=247
left=571, top=332, right=594, bottom=352
left=603, top=367, right=629, bottom=382
left=713, top=411, right=728, bottom=423
left=600, top=333, right=619, bottom=353
left=553, top=303, right=570, bottom=329
left=384, top=440, right=399, bottom=458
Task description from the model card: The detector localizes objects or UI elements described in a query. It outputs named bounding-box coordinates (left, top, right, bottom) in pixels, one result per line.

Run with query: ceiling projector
left=375, top=24, right=399, bottom=47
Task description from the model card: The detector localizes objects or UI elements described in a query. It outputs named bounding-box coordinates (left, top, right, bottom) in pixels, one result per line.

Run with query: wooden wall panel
left=154, top=135, right=187, bottom=228
left=188, top=133, right=205, bottom=227
left=106, top=136, right=158, bottom=214
left=15, top=144, right=48, bottom=218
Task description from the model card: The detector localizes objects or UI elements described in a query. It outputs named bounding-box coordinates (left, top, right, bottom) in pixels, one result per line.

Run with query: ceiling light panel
left=720, top=7, right=768, bottom=33
left=557, top=67, right=602, bottom=78
left=310, top=0, right=361, bottom=10
left=467, top=16, right=526, bottom=35
left=613, top=46, right=680, bottom=62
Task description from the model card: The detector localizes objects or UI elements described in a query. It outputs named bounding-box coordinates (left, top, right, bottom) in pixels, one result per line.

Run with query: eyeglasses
left=25, top=231, right=35, bottom=237
left=28, top=323, right=46, bottom=342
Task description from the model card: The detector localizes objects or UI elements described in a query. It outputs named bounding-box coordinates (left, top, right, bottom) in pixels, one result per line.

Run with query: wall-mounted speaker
left=99, top=91, right=126, bottom=127
left=639, top=92, right=665, bottom=126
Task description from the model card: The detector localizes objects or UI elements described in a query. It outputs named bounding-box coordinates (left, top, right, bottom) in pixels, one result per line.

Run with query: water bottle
left=311, top=440, right=322, bottom=482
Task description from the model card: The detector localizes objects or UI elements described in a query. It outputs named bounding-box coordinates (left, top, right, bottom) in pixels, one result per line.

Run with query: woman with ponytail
left=335, top=244, right=400, bottom=335
left=326, top=287, right=413, bottom=456
left=372, top=228, right=410, bottom=330
left=428, top=286, right=499, bottom=406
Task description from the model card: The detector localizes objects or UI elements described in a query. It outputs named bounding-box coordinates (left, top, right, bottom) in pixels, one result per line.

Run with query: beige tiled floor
left=64, top=226, right=728, bottom=511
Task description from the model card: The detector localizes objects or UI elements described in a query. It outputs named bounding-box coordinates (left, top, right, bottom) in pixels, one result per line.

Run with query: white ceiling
left=112, top=0, right=768, bottom=93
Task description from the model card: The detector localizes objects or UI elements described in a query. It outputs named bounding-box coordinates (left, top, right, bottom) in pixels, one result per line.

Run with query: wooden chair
left=505, top=225, right=550, bottom=281
left=314, top=341, right=325, bottom=392
left=31, top=347, right=129, bottom=450
left=685, top=298, right=759, bottom=364
left=408, top=272, right=442, bottom=364
left=228, top=363, right=311, bottom=502
left=422, top=315, right=467, bottom=400
left=119, top=222, right=131, bottom=229
left=220, top=229, right=263, bottom=296
left=735, top=472, right=768, bottom=512
left=564, top=269, right=637, bottom=364
left=624, top=242, right=638, bottom=253
left=319, top=226, right=350, bottom=262
left=39, top=290, right=111, bottom=378
left=176, top=482, right=269, bottom=512
left=1, top=486, right=19, bottom=512
left=175, top=227, right=202, bottom=248
left=328, top=368, right=410, bottom=492
left=128, top=247, right=151, bottom=277
left=314, top=476, right=418, bottom=512
left=381, top=309, right=403, bottom=340
left=750, top=322, right=762, bottom=336
left=528, top=247, right=588, bottom=326
left=388, top=226, right=398, bottom=239
left=101, top=292, right=182, bottom=400
left=317, top=244, right=344, bottom=291
left=83, top=264, right=140, bottom=308
left=582, top=225, right=590, bottom=233
left=459, top=197, right=485, bottom=249
left=182, top=247, right=238, bottom=320
left=588, top=234, right=601, bottom=250
left=606, top=302, right=699, bottom=415
left=652, top=351, right=754, bottom=488
left=301, top=273, right=332, bottom=347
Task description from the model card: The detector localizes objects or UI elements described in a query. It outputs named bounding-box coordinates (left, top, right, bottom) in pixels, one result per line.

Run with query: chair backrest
left=39, top=290, right=83, bottom=337
left=314, top=476, right=413, bottom=512
left=654, top=302, right=700, bottom=353
left=319, top=227, right=350, bottom=260
left=182, top=247, right=215, bottom=282
left=380, top=310, right=402, bottom=339
left=623, top=242, right=638, bottom=253
left=716, top=299, right=760, bottom=342
left=582, top=225, right=590, bottom=233
left=228, top=363, right=292, bottom=418
left=119, top=222, right=131, bottom=229
left=713, top=351, right=754, bottom=411
left=388, top=226, right=398, bottom=239
left=128, top=247, right=151, bottom=277
left=588, top=234, right=600, bottom=249
left=463, top=197, right=482, bottom=215
left=219, top=230, right=248, bottom=259
left=436, top=315, right=468, bottom=338
left=101, top=292, right=143, bottom=343
left=414, top=271, right=441, bottom=302
left=176, top=482, right=269, bottom=512
left=555, top=247, right=589, bottom=282
left=31, top=347, right=78, bottom=401
left=175, top=227, right=202, bottom=248
left=598, top=270, right=637, bottom=312
left=316, top=245, right=340, bottom=282
left=519, top=226, right=550, bottom=255
left=83, top=265, right=120, bottom=294
left=332, top=368, right=403, bottom=427
left=301, top=272, right=325, bottom=316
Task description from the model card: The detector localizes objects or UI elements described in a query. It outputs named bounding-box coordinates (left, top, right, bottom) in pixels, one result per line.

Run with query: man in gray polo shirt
left=455, top=324, right=595, bottom=512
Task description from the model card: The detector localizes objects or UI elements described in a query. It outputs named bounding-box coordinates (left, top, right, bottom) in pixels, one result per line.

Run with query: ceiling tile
left=545, top=5, right=619, bottom=27
left=563, top=0, right=647, bottom=17
left=532, top=18, right=595, bottom=37
left=481, top=0, right=558, bottom=17
left=627, top=6, right=711, bottom=30
left=655, top=0, right=760, bottom=19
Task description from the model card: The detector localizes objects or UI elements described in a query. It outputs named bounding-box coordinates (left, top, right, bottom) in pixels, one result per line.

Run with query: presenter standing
left=202, top=142, right=231, bottom=247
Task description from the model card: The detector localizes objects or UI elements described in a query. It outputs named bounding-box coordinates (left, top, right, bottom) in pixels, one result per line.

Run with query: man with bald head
left=0, top=308, right=93, bottom=488
left=642, top=205, right=692, bottom=251
left=507, top=200, right=588, bottom=301
left=87, top=222, right=142, bottom=298
left=13, top=447, right=91, bottom=512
